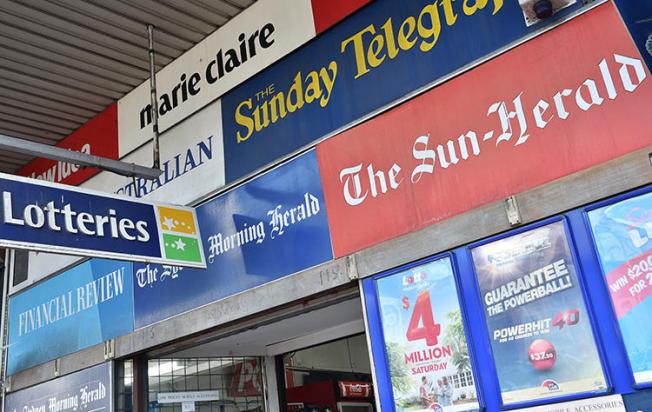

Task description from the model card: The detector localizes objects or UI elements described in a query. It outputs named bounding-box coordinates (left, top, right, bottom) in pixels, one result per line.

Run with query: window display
left=588, top=190, right=652, bottom=384
left=470, top=220, right=607, bottom=406
left=375, top=256, right=480, bottom=412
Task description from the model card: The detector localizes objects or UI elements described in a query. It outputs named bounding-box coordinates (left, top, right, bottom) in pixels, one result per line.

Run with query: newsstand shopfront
left=4, top=1, right=652, bottom=412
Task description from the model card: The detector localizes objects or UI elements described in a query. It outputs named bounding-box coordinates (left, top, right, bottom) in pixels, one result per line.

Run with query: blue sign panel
left=221, top=0, right=586, bottom=182
left=624, top=388, right=652, bottom=411
left=133, top=149, right=332, bottom=328
left=5, top=362, right=112, bottom=412
left=615, top=1, right=652, bottom=71
left=8, top=259, right=134, bottom=375
left=0, top=173, right=206, bottom=268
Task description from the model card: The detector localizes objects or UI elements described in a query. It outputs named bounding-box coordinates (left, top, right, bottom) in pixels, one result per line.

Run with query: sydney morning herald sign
left=0, top=173, right=205, bottom=268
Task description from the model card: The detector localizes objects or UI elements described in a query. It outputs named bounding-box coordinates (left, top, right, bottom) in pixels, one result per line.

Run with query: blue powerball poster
left=471, top=220, right=607, bottom=405
left=588, top=191, right=652, bottom=384
left=376, top=256, right=479, bottom=412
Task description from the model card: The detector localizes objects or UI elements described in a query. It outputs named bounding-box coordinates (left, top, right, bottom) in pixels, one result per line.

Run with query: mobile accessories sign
left=0, top=173, right=205, bottom=268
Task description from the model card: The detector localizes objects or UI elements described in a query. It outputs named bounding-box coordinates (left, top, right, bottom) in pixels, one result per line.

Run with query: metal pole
left=147, top=24, right=161, bottom=170
left=0, top=249, right=13, bottom=411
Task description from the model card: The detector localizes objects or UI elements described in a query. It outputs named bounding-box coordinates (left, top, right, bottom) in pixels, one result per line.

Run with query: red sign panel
left=311, top=0, right=371, bottom=34
left=17, top=104, right=118, bottom=187
left=228, top=360, right=263, bottom=397
left=317, top=3, right=652, bottom=258
left=338, top=381, right=373, bottom=398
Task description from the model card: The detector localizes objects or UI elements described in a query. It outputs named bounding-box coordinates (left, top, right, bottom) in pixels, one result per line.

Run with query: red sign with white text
left=18, top=104, right=118, bottom=187
left=317, top=3, right=652, bottom=258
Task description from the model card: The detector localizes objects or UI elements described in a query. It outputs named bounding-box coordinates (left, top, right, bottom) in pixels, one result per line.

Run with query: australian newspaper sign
left=0, top=173, right=206, bottom=268
left=316, top=3, right=652, bottom=257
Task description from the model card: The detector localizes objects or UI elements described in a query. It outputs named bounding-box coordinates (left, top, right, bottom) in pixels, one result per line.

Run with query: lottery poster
left=471, top=221, right=607, bottom=405
left=588, top=191, right=652, bottom=384
left=376, top=256, right=480, bottom=412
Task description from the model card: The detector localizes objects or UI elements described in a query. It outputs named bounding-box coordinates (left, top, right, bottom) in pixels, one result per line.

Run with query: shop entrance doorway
left=281, top=334, right=376, bottom=412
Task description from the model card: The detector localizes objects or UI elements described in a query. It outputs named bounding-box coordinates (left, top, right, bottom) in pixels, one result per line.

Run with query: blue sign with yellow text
left=133, top=149, right=332, bottom=328
left=221, top=0, right=586, bottom=182
left=7, top=259, right=133, bottom=375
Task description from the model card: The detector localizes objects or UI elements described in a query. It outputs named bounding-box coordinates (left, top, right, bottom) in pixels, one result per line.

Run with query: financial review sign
left=0, top=173, right=205, bottom=268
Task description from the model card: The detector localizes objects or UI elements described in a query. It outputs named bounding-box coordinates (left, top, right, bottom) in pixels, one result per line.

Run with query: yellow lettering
left=398, top=17, right=417, bottom=51
left=235, top=99, right=254, bottom=143
left=319, top=61, right=338, bottom=107
left=341, top=24, right=376, bottom=79
left=417, top=2, right=442, bottom=52
left=440, top=0, right=458, bottom=25
left=367, top=34, right=386, bottom=68
left=304, top=71, right=321, bottom=105
left=287, top=72, right=305, bottom=113
left=269, top=92, right=287, bottom=123
left=381, top=18, right=399, bottom=59
left=463, top=0, right=503, bottom=16
left=254, top=100, right=270, bottom=132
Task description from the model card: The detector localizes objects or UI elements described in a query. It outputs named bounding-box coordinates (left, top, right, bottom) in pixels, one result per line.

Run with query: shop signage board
left=5, top=362, right=112, bottom=412
left=17, top=104, right=118, bottom=186
left=510, top=394, right=625, bottom=412
left=587, top=191, right=652, bottom=384
left=470, top=220, right=607, bottom=406
left=117, top=0, right=370, bottom=157
left=18, top=100, right=225, bottom=297
left=7, top=259, right=133, bottom=374
left=374, top=256, right=480, bottom=411
left=316, top=2, right=652, bottom=257
left=615, top=1, right=652, bottom=71
left=87, top=100, right=225, bottom=205
left=0, top=173, right=206, bottom=268
left=220, top=0, right=587, bottom=183
left=157, top=391, right=220, bottom=403
left=133, top=149, right=332, bottom=328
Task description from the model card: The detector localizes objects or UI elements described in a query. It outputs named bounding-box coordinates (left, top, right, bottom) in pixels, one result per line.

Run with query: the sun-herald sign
left=317, top=2, right=652, bottom=257
left=0, top=173, right=206, bottom=268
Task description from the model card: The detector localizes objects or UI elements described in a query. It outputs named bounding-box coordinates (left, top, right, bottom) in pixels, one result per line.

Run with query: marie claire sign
left=0, top=173, right=205, bottom=268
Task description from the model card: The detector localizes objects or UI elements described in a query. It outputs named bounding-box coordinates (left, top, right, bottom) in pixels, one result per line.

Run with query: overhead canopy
left=0, top=0, right=255, bottom=173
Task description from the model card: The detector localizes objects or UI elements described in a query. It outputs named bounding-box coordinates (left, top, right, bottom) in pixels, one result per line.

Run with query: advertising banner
left=587, top=191, right=652, bottom=384
left=376, top=256, right=479, bottom=411
left=7, top=259, right=133, bottom=374
left=615, top=1, right=652, bottom=71
left=471, top=221, right=606, bottom=405
left=510, top=394, right=625, bottom=412
left=17, top=104, right=118, bottom=186
left=0, top=173, right=205, bottom=268
left=221, top=0, right=588, bottom=183
left=5, top=362, right=113, bottom=412
left=118, top=0, right=370, bottom=157
left=316, top=3, right=652, bottom=257
left=133, top=150, right=332, bottom=328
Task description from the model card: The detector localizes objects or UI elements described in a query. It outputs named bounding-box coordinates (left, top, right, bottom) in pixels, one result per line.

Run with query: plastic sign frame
left=583, top=184, right=652, bottom=389
left=361, top=252, right=485, bottom=412
left=0, top=172, right=206, bottom=268
left=466, top=216, right=611, bottom=409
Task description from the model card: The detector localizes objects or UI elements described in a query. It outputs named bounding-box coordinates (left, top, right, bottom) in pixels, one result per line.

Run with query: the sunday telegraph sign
left=0, top=173, right=206, bottom=268
left=317, top=3, right=652, bottom=257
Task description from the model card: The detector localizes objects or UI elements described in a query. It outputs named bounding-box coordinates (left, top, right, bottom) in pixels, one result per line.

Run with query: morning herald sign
left=0, top=173, right=206, bottom=268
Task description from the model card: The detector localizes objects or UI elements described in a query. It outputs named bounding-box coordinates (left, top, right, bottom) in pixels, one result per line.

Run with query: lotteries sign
left=0, top=173, right=205, bottom=268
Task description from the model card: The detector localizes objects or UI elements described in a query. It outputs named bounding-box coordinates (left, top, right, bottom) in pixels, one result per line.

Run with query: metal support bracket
left=104, top=339, right=115, bottom=360
left=505, top=195, right=522, bottom=226
left=54, top=358, right=61, bottom=378
left=0, top=134, right=162, bottom=180
left=347, top=255, right=359, bottom=280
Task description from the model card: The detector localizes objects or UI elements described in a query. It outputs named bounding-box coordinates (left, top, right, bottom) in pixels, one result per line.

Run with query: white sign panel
left=157, top=390, right=220, bottom=404
left=118, top=0, right=316, bottom=157
left=511, top=394, right=625, bottom=412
